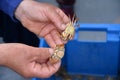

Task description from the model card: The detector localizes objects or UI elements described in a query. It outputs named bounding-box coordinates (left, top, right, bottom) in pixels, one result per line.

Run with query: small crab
left=49, top=44, right=65, bottom=64
left=61, top=16, right=76, bottom=41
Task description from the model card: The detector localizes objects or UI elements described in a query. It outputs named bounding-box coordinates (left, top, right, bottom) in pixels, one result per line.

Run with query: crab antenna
left=72, top=14, right=76, bottom=25
left=68, top=14, right=72, bottom=25
left=73, top=14, right=76, bottom=22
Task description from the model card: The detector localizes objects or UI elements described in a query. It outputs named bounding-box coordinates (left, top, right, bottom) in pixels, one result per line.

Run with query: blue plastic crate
left=32, top=76, right=55, bottom=80
left=32, top=24, right=120, bottom=80
left=66, top=24, right=120, bottom=76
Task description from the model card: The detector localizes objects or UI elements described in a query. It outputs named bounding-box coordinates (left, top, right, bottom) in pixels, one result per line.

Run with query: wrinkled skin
left=15, top=0, right=70, bottom=48
left=0, top=43, right=61, bottom=78
left=0, top=0, right=70, bottom=78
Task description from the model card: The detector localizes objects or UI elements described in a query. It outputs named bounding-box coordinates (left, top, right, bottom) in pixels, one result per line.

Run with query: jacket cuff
left=0, top=0, right=22, bottom=22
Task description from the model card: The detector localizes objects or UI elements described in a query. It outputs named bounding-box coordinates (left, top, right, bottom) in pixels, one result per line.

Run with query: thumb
left=35, top=48, right=54, bottom=63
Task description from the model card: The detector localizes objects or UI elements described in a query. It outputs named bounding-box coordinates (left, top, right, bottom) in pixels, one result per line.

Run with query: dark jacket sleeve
left=0, top=0, right=22, bottom=21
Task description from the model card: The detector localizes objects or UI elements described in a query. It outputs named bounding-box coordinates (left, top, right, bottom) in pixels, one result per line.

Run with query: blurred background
left=0, top=0, right=120, bottom=80
left=38, top=0, right=120, bottom=23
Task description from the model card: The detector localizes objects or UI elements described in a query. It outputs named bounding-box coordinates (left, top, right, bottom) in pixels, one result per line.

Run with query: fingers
left=56, top=8, right=70, bottom=24
left=44, top=34, right=56, bottom=48
left=33, top=46, right=61, bottom=78
left=35, top=48, right=54, bottom=63
left=50, top=29, right=63, bottom=45
left=44, top=29, right=64, bottom=48
left=32, top=61, right=61, bottom=78
left=39, top=24, right=55, bottom=37
left=46, top=7, right=69, bottom=30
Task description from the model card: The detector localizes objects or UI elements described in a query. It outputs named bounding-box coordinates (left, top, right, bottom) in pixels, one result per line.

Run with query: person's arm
left=0, top=43, right=60, bottom=78
left=0, top=0, right=22, bottom=21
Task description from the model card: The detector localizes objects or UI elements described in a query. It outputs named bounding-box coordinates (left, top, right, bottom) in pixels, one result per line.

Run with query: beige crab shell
left=49, top=44, right=65, bottom=64
left=61, top=22, right=75, bottom=41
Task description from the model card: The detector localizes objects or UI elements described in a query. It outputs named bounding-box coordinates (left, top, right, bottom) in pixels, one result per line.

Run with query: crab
left=49, top=44, right=65, bottom=64
left=49, top=16, right=77, bottom=64
left=61, top=16, right=76, bottom=41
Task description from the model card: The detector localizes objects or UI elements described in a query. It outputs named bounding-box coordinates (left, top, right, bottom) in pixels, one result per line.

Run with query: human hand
left=15, top=0, right=70, bottom=48
left=0, top=43, right=61, bottom=78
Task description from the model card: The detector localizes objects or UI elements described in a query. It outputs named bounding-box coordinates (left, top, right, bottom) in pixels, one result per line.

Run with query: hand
left=0, top=43, right=61, bottom=78
left=15, top=0, right=70, bottom=48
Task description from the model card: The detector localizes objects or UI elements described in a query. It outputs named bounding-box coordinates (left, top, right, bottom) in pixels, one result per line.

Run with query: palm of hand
left=22, top=18, right=62, bottom=48
left=15, top=1, right=69, bottom=47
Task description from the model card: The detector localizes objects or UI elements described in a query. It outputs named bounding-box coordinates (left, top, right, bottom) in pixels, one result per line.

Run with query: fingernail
left=61, top=24, right=66, bottom=30
left=49, top=48, right=54, bottom=55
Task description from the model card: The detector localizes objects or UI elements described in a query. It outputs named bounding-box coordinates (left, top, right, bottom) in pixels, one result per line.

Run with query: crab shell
left=61, top=22, right=75, bottom=41
left=49, top=44, right=65, bottom=64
